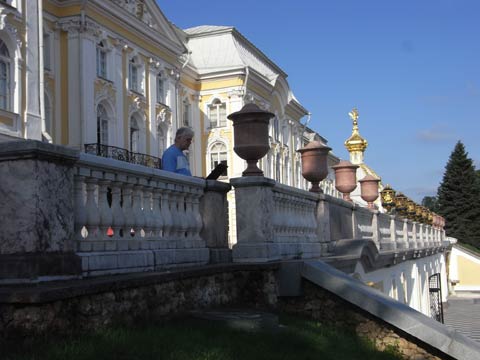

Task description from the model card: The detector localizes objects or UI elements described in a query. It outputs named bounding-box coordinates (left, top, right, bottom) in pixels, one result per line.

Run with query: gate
left=429, top=273, right=444, bottom=323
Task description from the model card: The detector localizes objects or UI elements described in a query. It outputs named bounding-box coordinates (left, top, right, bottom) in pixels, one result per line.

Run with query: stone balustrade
left=0, top=140, right=447, bottom=282
left=231, top=178, right=446, bottom=263
left=73, top=153, right=214, bottom=276
left=0, top=141, right=230, bottom=282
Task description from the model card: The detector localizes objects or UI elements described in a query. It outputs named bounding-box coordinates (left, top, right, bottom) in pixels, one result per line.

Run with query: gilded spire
left=345, top=107, right=368, bottom=154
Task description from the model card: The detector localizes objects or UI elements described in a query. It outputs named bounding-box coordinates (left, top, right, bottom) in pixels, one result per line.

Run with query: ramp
left=301, top=260, right=480, bottom=360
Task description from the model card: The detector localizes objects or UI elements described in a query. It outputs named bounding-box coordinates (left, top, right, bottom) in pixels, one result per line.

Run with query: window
left=210, top=142, right=228, bottom=177
left=130, top=117, right=139, bottom=152
left=0, top=40, right=10, bottom=111
left=96, top=104, right=108, bottom=145
left=156, top=73, right=164, bottom=103
left=128, top=57, right=142, bottom=93
left=43, top=33, right=51, bottom=71
left=96, top=41, right=107, bottom=79
left=183, top=99, right=190, bottom=127
left=208, top=99, right=226, bottom=128
left=44, top=91, right=52, bottom=135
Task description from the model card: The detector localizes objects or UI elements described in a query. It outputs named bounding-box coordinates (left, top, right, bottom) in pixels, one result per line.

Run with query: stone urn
left=297, top=140, right=332, bottom=193
left=227, top=103, right=274, bottom=176
left=331, top=160, right=358, bottom=201
left=359, top=174, right=380, bottom=209
left=380, top=184, right=396, bottom=213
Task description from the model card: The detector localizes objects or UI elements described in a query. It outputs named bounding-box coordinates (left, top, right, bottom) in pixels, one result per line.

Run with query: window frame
left=208, top=98, right=226, bottom=128
left=0, top=40, right=11, bottom=111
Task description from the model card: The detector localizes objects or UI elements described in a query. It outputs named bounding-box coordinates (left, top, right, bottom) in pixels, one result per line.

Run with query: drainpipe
left=38, top=0, right=48, bottom=141
left=78, top=1, right=87, bottom=148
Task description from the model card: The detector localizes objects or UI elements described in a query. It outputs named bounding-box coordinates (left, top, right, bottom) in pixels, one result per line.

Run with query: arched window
left=209, top=142, right=227, bottom=177
left=208, top=98, right=226, bottom=128
left=0, top=40, right=11, bottom=111
left=96, top=41, right=107, bottom=78
left=96, top=104, right=109, bottom=145
left=130, top=116, right=139, bottom=152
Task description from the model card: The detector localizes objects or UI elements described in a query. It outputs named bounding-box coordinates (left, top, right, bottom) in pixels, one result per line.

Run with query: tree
left=437, top=141, right=480, bottom=247
left=421, top=196, right=439, bottom=212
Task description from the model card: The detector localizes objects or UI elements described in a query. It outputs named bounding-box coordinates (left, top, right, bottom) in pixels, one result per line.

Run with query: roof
left=184, top=25, right=285, bottom=83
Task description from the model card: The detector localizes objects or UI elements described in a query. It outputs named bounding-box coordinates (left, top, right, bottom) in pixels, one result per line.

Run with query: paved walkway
left=444, top=292, right=480, bottom=343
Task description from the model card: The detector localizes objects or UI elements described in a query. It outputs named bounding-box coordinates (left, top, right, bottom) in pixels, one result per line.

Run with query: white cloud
left=416, top=124, right=454, bottom=143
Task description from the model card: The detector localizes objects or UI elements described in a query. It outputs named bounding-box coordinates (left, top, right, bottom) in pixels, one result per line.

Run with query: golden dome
left=344, top=108, right=368, bottom=153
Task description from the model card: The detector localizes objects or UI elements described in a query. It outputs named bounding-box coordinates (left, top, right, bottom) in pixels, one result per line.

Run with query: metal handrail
left=84, top=143, right=162, bottom=169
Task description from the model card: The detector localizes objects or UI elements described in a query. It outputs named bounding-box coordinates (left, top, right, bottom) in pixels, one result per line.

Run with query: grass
left=1, top=314, right=402, bottom=360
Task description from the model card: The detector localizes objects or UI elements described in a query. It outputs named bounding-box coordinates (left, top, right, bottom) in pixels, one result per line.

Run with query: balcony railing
left=84, top=143, right=162, bottom=169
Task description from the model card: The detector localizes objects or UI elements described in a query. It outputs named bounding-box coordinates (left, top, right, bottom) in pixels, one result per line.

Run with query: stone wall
left=278, top=280, right=448, bottom=360
left=0, top=264, right=278, bottom=338
left=0, top=264, right=454, bottom=359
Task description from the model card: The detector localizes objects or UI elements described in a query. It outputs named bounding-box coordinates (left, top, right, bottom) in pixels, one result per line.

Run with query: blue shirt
left=162, top=145, right=192, bottom=176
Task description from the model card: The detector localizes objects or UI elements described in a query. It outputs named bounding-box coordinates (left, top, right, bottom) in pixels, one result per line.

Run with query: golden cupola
left=344, top=108, right=368, bottom=165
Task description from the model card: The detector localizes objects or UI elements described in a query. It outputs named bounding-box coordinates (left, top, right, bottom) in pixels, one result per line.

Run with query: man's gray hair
left=175, top=127, right=194, bottom=139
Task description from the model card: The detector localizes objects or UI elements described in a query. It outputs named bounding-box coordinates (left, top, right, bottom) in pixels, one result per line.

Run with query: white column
left=24, top=1, right=42, bottom=140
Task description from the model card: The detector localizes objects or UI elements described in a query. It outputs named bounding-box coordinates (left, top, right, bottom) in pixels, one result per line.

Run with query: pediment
left=106, top=0, right=186, bottom=54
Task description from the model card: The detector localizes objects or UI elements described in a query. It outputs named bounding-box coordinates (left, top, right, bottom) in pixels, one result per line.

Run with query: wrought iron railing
left=84, top=143, right=162, bottom=169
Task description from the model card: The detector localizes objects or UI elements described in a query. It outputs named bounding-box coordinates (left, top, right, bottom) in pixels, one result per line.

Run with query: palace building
left=0, top=0, right=339, bottom=193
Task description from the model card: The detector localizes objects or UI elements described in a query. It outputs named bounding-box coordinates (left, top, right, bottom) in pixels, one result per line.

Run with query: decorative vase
left=331, top=160, right=358, bottom=201
left=359, top=174, right=380, bottom=209
left=227, top=103, right=274, bottom=176
left=297, top=140, right=332, bottom=193
left=380, top=184, right=396, bottom=213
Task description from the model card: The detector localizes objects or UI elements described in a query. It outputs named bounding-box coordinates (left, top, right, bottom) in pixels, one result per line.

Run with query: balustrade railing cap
left=331, top=160, right=358, bottom=169
left=297, top=140, right=332, bottom=153
left=359, top=174, right=381, bottom=182
left=227, top=103, right=274, bottom=121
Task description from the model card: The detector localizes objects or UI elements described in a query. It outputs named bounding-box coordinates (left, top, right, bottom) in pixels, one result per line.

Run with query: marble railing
left=230, top=176, right=446, bottom=263
left=0, top=141, right=230, bottom=282
left=75, top=154, right=204, bottom=246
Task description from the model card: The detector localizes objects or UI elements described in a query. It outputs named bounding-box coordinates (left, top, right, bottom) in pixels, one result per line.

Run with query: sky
left=158, top=0, right=480, bottom=202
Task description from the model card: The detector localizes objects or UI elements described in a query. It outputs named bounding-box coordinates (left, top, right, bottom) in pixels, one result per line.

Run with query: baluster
left=169, top=188, right=182, bottom=241
left=110, top=181, right=125, bottom=240
left=85, top=178, right=100, bottom=239
left=122, top=184, right=135, bottom=237
left=132, top=184, right=146, bottom=238
left=152, top=185, right=164, bottom=239
left=177, top=190, right=188, bottom=240
left=160, top=186, right=173, bottom=240
left=183, top=189, right=195, bottom=242
left=98, top=179, right=113, bottom=240
left=73, top=175, right=87, bottom=241
left=192, top=189, right=203, bottom=242
left=143, top=187, right=154, bottom=240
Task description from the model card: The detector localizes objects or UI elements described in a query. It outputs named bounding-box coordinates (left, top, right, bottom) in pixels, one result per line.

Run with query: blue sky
left=159, top=0, right=480, bottom=202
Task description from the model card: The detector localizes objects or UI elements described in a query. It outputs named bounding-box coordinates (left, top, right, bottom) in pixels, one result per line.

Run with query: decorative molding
left=155, top=103, right=171, bottom=122
left=227, top=89, right=244, bottom=99
left=128, top=93, right=147, bottom=117
left=0, top=12, right=22, bottom=49
left=94, top=79, right=117, bottom=116
left=111, top=0, right=156, bottom=29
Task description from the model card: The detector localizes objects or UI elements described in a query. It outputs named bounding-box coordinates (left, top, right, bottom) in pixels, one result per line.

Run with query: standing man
left=162, top=127, right=194, bottom=176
